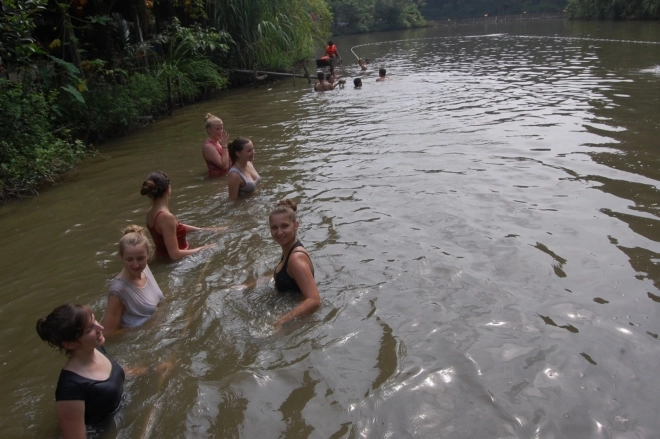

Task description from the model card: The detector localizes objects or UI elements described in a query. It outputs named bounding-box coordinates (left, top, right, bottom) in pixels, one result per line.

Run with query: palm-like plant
left=150, top=18, right=232, bottom=112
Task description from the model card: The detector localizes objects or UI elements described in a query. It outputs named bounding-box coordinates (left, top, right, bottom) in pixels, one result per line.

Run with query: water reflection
left=2, top=19, right=660, bottom=439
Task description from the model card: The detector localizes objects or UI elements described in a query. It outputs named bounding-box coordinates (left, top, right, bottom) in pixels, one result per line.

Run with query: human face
left=270, top=213, right=299, bottom=247
left=79, top=315, right=105, bottom=349
left=121, top=244, right=148, bottom=278
left=208, top=122, right=225, bottom=140
left=237, top=141, right=255, bottom=163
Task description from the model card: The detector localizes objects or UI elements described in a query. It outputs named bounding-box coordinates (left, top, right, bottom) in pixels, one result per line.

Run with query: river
left=2, top=19, right=659, bottom=438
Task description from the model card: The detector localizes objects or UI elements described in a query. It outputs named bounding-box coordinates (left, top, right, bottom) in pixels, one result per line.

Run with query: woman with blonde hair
left=202, top=113, right=230, bottom=177
left=269, top=199, right=320, bottom=329
left=102, top=225, right=163, bottom=332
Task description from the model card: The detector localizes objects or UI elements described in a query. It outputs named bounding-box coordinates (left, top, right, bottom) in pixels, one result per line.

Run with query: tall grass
left=206, top=0, right=331, bottom=70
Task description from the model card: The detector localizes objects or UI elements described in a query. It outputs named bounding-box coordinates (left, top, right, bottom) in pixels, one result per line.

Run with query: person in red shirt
left=325, top=41, right=340, bottom=59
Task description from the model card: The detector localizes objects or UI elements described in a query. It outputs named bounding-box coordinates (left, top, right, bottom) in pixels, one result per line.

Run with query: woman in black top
left=36, top=304, right=125, bottom=438
left=269, top=199, right=320, bottom=329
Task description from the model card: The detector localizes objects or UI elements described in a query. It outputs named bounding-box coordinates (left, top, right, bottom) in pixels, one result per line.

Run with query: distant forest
left=422, top=0, right=568, bottom=20
left=422, top=0, right=660, bottom=20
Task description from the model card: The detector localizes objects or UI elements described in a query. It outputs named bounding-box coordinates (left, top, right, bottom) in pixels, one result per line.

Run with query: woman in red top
left=202, top=113, right=230, bottom=177
left=141, top=171, right=218, bottom=261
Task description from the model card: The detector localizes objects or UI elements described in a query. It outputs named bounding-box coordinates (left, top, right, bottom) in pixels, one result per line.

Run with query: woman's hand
left=205, top=226, right=228, bottom=233
left=219, top=129, right=229, bottom=147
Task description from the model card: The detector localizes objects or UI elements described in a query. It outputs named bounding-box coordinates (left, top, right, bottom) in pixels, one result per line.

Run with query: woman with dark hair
left=36, top=304, right=125, bottom=437
left=141, top=171, right=217, bottom=260
left=102, top=225, right=163, bottom=332
left=269, top=199, right=320, bottom=329
left=227, top=137, right=261, bottom=200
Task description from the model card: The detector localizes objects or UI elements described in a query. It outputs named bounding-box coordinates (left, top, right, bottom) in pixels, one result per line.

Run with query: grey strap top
left=108, top=265, right=164, bottom=328
left=229, top=165, right=261, bottom=196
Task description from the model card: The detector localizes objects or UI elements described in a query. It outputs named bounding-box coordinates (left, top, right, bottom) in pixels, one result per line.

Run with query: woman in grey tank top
left=227, top=137, right=261, bottom=200
left=102, top=225, right=164, bottom=331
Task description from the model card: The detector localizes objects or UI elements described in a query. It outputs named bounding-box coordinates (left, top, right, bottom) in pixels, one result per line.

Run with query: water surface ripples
left=2, top=21, right=660, bottom=438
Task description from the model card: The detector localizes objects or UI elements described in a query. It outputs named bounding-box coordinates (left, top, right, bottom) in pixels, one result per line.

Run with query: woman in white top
left=102, top=225, right=163, bottom=331
left=227, top=137, right=261, bottom=200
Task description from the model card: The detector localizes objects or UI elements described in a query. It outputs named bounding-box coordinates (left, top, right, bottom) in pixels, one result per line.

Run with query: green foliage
left=147, top=19, right=230, bottom=109
left=421, top=0, right=568, bottom=20
left=566, top=0, right=660, bottom=19
left=0, top=80, right=87, bottom=198
left=208, top=0, right=331, bottom=70
left=61, top=72, right=169, bottom=142
left=0, top=0, right=47, bottom=71
left=328, top=0, right=426, bottom=33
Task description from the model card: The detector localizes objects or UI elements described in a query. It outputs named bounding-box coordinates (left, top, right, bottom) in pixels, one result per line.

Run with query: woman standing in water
left=102, top=225, right=163, bottom=332
left=141, top=171, right=216, bottom=260
left=269, top=199, right=320, bottom=329
left=227, top=137, right=261, bottom=200
left=202, top=113, right=230, bottom=178
left=36, top=304, right=125, bottom=437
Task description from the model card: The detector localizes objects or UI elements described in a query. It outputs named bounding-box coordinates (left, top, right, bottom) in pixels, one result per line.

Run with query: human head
left=327, top=41, right=333, bottom=47
left=269, top=199, right=298, bottom=225
left=379, top=68, right=386, bottom=77
left=228, top=137, right=253, bottom=163
left=317, top=72, right=325, bottom=82
left=36, top=304, right=94, bottom=356
left=354, top=78, right=362, bottom=88
left=204, top=113, right=223, bottom=133
left=119, top=225, right=153, bottom=259
left=140, top=171, right=171, bottom=200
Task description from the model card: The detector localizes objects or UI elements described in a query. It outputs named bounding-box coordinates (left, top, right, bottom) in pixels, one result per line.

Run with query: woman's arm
left=158, top=212, right=212, bottom=261
left=202, top=142, right=225, bottom=169
left=202, top=132, right=229, bottom=170
left=101, top=295, right=125, bottom=332
left=274, top=252, right=321, bottom=329
left=56, top=400, right=86, bottom=439
left=227, top=172, right=243, bottom=200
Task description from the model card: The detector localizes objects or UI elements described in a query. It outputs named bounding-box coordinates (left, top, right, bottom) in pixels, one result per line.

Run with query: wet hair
left=119, top=225, right=153, bottom=259
left=269, top=199, right=298, bottom=224
left=204, top=113, right=223, bottom=131
left=354, top=78, right=362, bottom=87
left=36, top=304, right=93, bottom=356
left=140, top=171, right=170, bottom=199
left=228, top=137, right=252, bottom=163
left=317, top=72, right=325, bottom=81
left=379, top=68, right=387, bottom=77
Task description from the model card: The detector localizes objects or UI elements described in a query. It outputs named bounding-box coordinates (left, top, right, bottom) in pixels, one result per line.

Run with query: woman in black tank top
left=269, top=199, right=320, bottom=330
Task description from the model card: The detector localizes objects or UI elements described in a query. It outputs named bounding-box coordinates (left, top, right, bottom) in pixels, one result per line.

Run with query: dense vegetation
left=566, top=0, right=660, bottom=19
left=422, top=0, right=568, bottom=20
left=327, top=0, right=426, bottom=34
left=0, top=0, right=333, bottom=199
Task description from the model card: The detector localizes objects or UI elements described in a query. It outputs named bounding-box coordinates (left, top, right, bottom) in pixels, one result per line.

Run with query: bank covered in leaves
left=1, top=0, right=337, bottom=199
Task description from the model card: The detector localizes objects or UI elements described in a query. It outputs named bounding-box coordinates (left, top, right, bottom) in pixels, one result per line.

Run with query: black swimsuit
left=55, top=347, right=125, bottom=425
left=274, top=240, right=314, bottom=293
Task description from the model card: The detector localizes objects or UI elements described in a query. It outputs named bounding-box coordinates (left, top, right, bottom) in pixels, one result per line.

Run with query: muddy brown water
left=2, top=19, right=660, bottom=438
